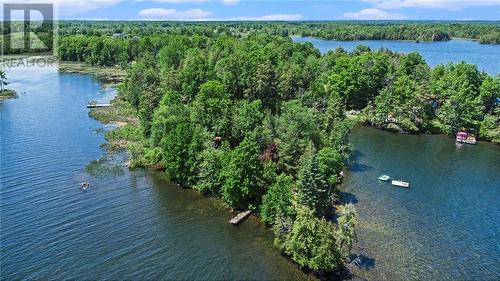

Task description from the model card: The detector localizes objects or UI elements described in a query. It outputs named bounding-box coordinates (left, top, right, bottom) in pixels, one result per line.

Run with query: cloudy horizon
left=1, top=0, right=499, bottom=21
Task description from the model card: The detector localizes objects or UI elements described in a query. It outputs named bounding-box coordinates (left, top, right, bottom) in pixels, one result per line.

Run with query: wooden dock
left=87, top=103, right=111, bottom=108
left=229, top=210, right=251, bottom=225
left=391, top=180, right=410, bottom=188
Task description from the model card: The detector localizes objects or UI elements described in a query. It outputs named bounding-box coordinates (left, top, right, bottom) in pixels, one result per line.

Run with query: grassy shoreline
left=58, top=61, right=126, bottom=88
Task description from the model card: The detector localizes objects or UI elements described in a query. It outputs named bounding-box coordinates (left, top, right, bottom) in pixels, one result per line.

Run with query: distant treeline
left=2, top=21, right=499, bottom=55
left=56, top=21, right=500, bottom=44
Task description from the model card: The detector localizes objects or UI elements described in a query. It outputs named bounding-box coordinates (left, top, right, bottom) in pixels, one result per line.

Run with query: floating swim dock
left=392, top=180, right=410, bottom=188
left=229, top=210, right=251, bottom=225
left=86, top=103, right=111, bottom=108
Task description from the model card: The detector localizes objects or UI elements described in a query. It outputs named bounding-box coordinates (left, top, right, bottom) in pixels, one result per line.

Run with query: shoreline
left=347, top=112, right=499, bottom=145
left=79, top=68, right=357, bottom=280
left=58, top=61, right=126, bottom=88
left=0, top=89, right=18, bottom=100
left=291, top=35, right=488, bottom=44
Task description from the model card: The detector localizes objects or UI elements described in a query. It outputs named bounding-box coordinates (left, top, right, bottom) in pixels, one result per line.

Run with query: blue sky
left=4, top=0, right=500, bottom=21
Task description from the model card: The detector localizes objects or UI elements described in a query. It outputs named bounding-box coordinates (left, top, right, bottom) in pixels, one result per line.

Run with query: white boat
left=378, top=175, right=391, bottom=181
left=391, top=180, right=410, bottom=188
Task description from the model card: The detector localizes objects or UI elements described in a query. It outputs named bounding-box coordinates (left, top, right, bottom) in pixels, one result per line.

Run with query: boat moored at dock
left=456, top=132, right=477, bottom=145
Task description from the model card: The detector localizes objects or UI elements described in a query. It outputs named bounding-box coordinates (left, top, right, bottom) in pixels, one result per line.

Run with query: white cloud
left=146, top=0, right=210, bottom=3
left=344, top=8, right=407, bottom=20
left=137, top=0, right=238, bottom=3
left=138, top=8, right=212, bottom=19
left=220, top=0, right=240, bottom=5
left=364, top=0, right=500, bottom=9
left=234, top=13, right=303, bottom=21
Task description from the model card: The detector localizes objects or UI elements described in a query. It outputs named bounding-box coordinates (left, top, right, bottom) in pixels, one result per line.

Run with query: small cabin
left=213, top=136, right=222, bottom=148
left=429, top=98, right=439, bottom=109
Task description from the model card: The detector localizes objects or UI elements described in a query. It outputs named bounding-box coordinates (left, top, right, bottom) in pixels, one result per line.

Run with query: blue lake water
left=1, top=60, right=499, bottom=280
left=292, top=37, right=500, bottom=75
left=341, top=126, right=500, bottom=280
left=0, top=65, right=313, bottom=280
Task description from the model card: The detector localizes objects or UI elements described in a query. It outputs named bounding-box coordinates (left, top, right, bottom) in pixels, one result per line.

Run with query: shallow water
left=292, top=37, right=500, bottom=75
left=341, top=126, right=500, bottom=280
left=0, top=65, right=313, bottom=280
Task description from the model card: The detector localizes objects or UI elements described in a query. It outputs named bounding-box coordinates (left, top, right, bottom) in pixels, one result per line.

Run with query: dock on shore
left=87, top=103, right=111, bottom=108
left=229, top=210, right=251, bottom=225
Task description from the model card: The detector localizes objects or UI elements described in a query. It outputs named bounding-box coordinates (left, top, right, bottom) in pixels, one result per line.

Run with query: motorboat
left=378, top=175, right=391, bottom=181
left=456, top=132, right=477, bottom=145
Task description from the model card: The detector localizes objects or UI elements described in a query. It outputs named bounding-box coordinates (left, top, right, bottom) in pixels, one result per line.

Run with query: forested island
left=0, top=70, right=18, bottom=99
left=5, top=21, right=495, bottom=276
left=53, top=21, right=500, bottom=275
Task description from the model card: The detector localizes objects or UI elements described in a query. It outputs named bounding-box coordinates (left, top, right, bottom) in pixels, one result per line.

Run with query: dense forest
left=57, top=28, right=500, bottom=142
left=66, top=32, right=360, bottom=274
left=44, top=21, right=500, bottom=274
left=56, top=20, right=500, bottom=44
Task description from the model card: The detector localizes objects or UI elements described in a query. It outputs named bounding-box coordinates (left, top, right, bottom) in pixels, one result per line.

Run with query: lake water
left=341, top=126, right=500, bottom=280
left=292, top=37, right=500, bottom=75
left=1, top=63, right=499, bottom=281
left=0, top=65, right=313, bottom=280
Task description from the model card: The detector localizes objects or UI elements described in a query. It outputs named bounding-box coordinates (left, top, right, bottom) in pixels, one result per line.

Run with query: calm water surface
left=341, top=126, right=500, bottom=280
left=2, top=63, right=499, bottom=280
left=292, top=37, right=500, bottom=75
left=0, top=65, right=313, bottom=280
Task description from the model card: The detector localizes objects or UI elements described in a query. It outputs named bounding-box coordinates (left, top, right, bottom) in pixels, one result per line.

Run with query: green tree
left=150, top=103, right=202, bottom=186
left=336, top=203, right=358, bottom=256
left=296, top=143, right=330, bottom=216
left=276, top=100, right=319, bottom=175
left=195, top=145, right=228, bottom=195
left=221, top=136, right=264, bottom=209
left=432, top=63, right=484, bottom=134
left=192, top=80, right=233, bottom=138
left=479, top=76, right=500, bottom=114
left=0, top=70, right=8, bottom=91
left=374, top=74, right=431, bottom=132
left=158, top=36, right=191, bottom=70
left=284, top=205, right=343, bottom=272
left=261, top=174, right=294, bottom=225
left=178, top=48, right=212, bottom=101
left=326, top=52, right=389, bottom=110
left=479, top=108, right=500, bottom=143
left=317, top=147, right=343, bottom=187
left=231, top=100, right=265, bottom=146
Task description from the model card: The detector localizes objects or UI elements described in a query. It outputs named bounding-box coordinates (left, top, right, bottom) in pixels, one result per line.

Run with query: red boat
left=456, top=132, right=477, bottom=145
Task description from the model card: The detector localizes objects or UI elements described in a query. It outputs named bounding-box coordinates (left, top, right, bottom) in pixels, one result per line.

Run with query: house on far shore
left=427, top=95, right=440, bottom=114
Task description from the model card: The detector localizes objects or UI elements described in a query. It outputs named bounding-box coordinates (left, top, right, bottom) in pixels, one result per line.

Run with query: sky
left=2, top=0, right=500, bottom=21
